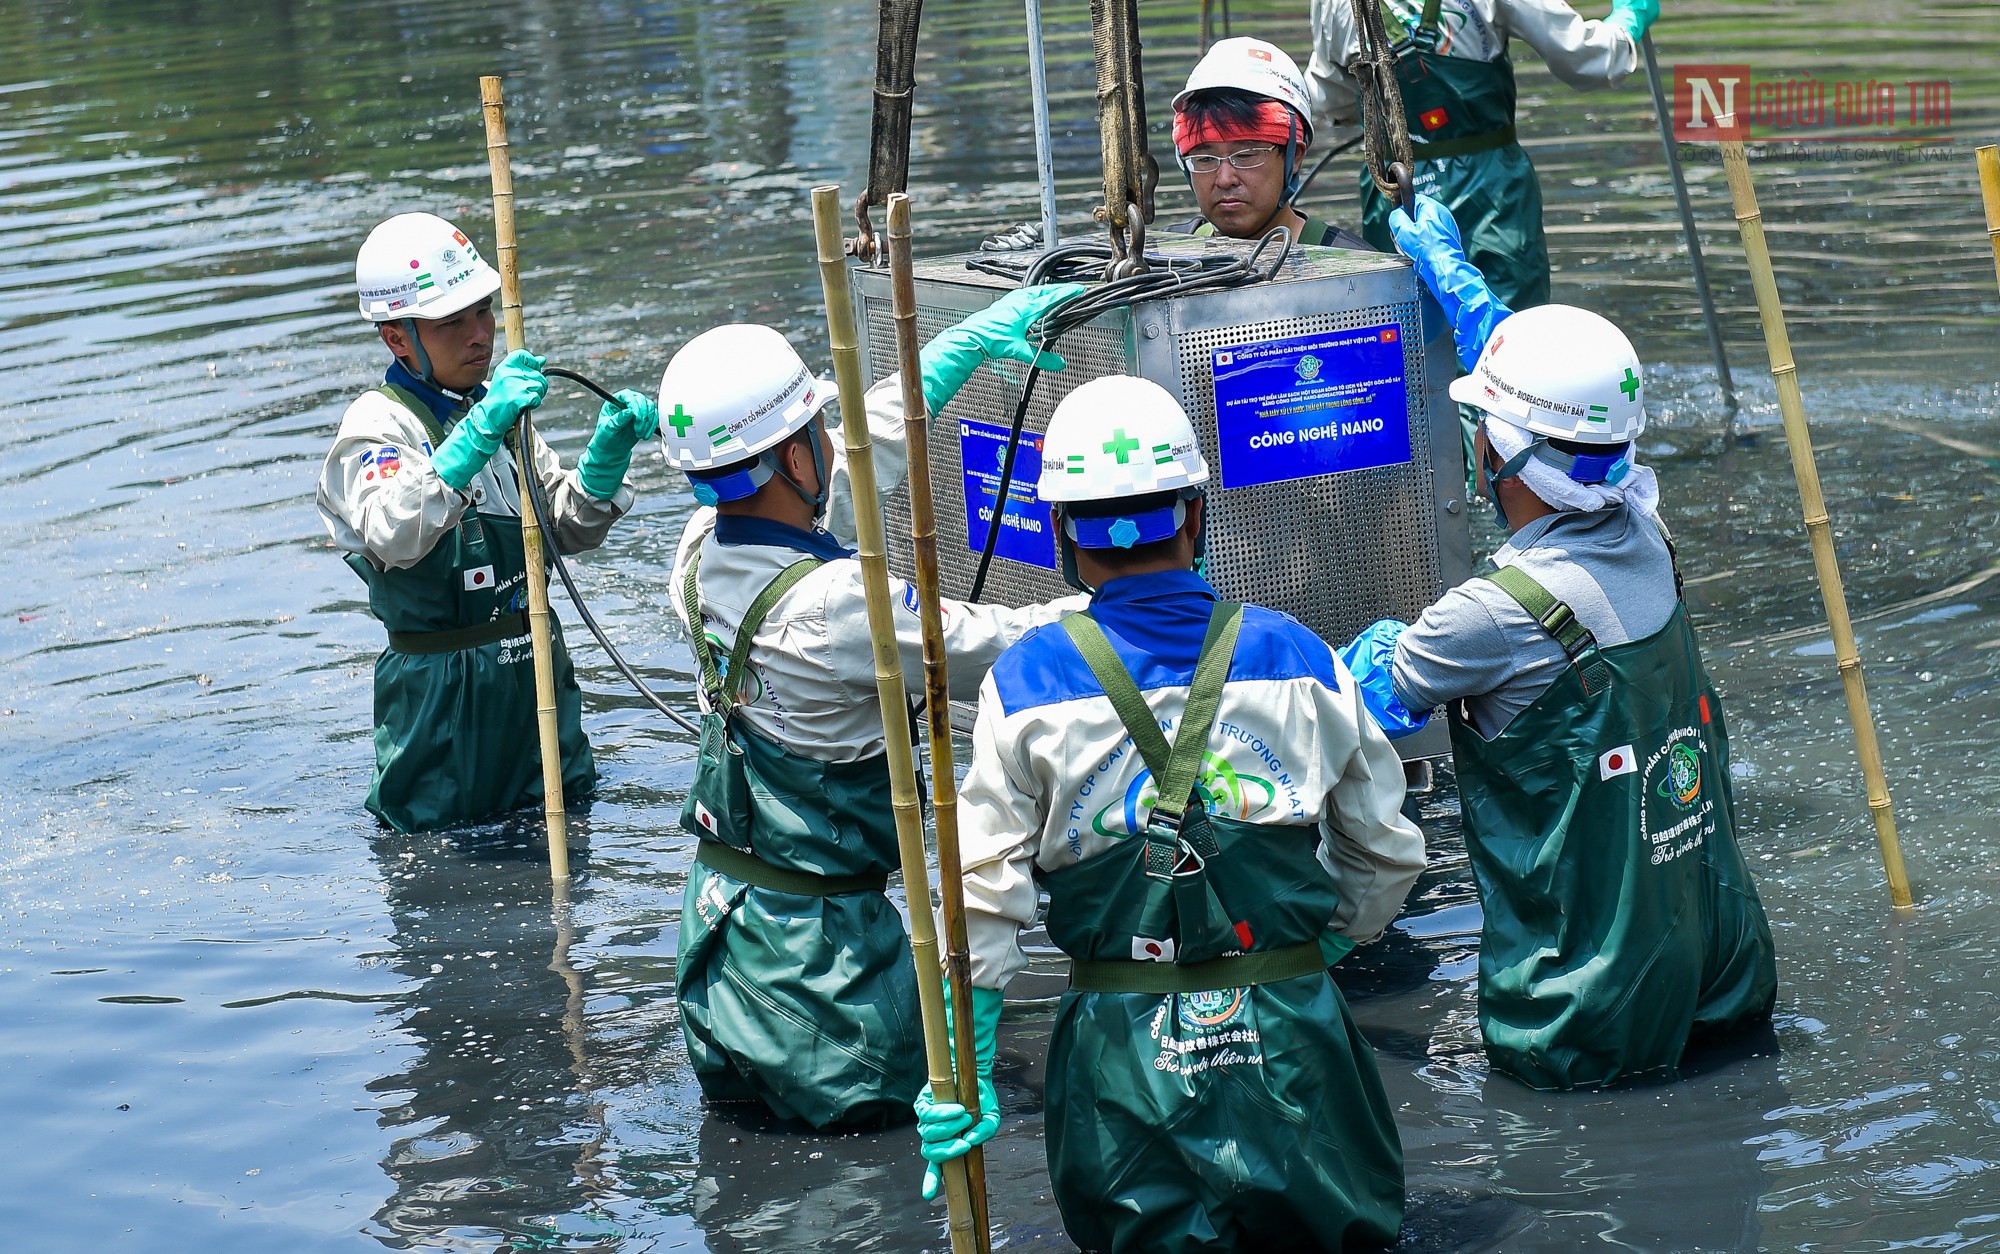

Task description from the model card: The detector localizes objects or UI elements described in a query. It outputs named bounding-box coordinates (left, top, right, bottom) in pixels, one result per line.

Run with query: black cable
left=1292, top=132, right=1365, bottom=202
left=964, top=227, right=1294, bottom=601
left=523, top=366, right=701, bottom=735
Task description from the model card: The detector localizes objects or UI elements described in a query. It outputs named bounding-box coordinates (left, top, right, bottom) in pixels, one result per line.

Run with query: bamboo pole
left=480, top=75, right=569, bottom=884
left=887, top=193, right=991, bottom=1250
left=811, top=185, right=981, bottom=1252
left=1977, top=146, right=2000, bottom=294
left=1718, top=120, right=1911, bottom=910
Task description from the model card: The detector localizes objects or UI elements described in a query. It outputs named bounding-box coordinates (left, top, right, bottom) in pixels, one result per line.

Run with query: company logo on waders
left=1659, top=742, right=1702, bottom=809
left=1640, top=728, right=1715, bottom=866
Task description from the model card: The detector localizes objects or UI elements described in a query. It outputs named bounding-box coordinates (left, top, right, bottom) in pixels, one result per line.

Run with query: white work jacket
left=669, top=374, right=1082, bottom=763
left=318, top=380, right=631, bottom=571
left=1307, top=0, right=1639, bottom=132
left=956, top=571, right=1427, bottom=990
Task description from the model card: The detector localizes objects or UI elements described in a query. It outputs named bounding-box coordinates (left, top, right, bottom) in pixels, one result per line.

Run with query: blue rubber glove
left=1387, top=194, right=1513, bottom=373
left=576, top=388, right=659, bottom=500
left=432, top=350, right=548, bottom=491
left=1340, top=618, right=1430, bottom=740
left=1607, top=0, right=1659, bottom=43
left=913, top=983, right=1004, bottom=1201
left=918, top=283, right=1087, bottom=416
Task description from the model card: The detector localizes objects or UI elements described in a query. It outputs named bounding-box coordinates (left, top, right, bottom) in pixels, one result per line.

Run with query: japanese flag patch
left=1132, top=936, right=1177, bottom=963
left=692, top=799, right=719, bottom=834
left=1598, top=744, right=1637, bottom=780
left=463, top=565, right=496, bottom=591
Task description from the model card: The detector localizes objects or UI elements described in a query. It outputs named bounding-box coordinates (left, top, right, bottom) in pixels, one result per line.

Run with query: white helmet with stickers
left=1038, top=376, right=1209, bottom=564
left=1039, top=376, right=1208, bottom=504
left=355, top=213, right=502, bottom=322
left=1451, top=304, right=1647, bottom=491
left=1171, top=37, right=1315, bottom=143
left=1449, top=305, right=1647, bottom=444
left=658, top=324, right=837, bottom=509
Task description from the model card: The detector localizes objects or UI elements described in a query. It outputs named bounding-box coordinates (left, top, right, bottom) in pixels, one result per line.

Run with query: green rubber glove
left=918, top=282, right=1087, bottom=416
left=1607, top=0, right=1658, bottom=43
left=912, top=982, right=1004, bottom=1201
left=576, top=388, right=659, bottom=500
left=431, top=350, right=548, bottom=492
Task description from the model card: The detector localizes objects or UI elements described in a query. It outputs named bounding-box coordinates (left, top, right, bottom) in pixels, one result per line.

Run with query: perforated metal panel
left=855, top=235, right=1471, bottom=758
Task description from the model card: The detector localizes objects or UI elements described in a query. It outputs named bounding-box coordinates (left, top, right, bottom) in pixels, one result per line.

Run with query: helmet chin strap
left=1281, top=112, right=1304, bottom=204
left=399, top=318, right=441, bottom=391
left=768, top=418, right=831, bottom=522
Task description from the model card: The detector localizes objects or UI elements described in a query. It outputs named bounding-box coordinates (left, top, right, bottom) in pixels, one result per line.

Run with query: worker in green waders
left=318, top=212, right=657, bottom=833
left=1306, top=0, right=1659, bottom=311
left=1170, top=36, right=1371, bottom=249
left=660, top=289, right=1088, bottom=1130
left=1339, top=194, right=1777, bottom=1091
left=914, top=375, right=1427, bottom=1251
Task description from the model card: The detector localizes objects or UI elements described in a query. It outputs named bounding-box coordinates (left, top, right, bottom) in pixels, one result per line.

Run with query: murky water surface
left=4, top=0, right=1999, bottom=1249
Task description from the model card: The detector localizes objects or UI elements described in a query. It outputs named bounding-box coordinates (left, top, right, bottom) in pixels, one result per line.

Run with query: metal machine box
left=853, top=234, right=1472, bottom=760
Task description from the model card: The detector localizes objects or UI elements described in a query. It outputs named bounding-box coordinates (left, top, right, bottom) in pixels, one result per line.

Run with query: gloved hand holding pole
left=811, top=184, right=983, bottom=1254
left=480, top=74, right=570, bottom=884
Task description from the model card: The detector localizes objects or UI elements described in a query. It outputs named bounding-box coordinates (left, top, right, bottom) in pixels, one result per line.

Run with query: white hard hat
left=1038, top=376, right=1209, bottom=506
left=1171, top=37, right=1315, bottom=143
left=1449, top=305, right=1647, bottom=445
left=355, top=212, right=502, bottom=322
left=657, top=324, right=834, bottom=476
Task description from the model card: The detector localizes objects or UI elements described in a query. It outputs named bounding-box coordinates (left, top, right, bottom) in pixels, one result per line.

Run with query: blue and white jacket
left=957, top=569, right=1427, bottom=990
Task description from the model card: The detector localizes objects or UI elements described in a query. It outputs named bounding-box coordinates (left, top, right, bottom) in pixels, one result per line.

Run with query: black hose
left=1292, top=132, right=1365, bottom=202
left=964, top=227, right=1293, bottom=601
left=523, top=366, right=701, bottom=735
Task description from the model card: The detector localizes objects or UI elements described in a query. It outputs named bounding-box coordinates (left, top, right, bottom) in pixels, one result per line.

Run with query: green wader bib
left=673, top=554, right=926, bottom=1130
left=1038, top=605, right=1404, bottom=1253
left=346, top=385, right=594, bottom=834
left=1357, top=0, right=1550, bottom=311
left=1449, top=564, right=1777, bottom=1091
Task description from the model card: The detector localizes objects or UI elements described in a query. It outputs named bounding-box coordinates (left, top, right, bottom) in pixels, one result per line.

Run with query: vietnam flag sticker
left=1599, top=744, right=1637, bottom=780
left=1420, top=106, right=1450, bottom=131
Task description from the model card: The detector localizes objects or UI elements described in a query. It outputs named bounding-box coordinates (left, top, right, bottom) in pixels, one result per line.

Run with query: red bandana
left=1172, top=99, right=1300, bottom=155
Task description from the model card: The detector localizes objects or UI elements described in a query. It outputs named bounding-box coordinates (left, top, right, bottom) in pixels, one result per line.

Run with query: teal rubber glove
left=1387, top=194, right=1514, bottom=373
left=576, top=388, right=659, bottom=500
left=432, top=350, right=548, bottom=491
left=1339, top=618, right=1429, bottom=740
left=913, top=982, right=1004, bottom=1201
left=1607, top=0, right=1659, bottom=43
left=918, top=282, right=1087, bottom=416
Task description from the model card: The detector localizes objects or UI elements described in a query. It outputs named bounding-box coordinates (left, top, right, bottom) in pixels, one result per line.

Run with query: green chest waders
left=1036, top=605, right=1404, bottom=1253
left=1357, top=0, right=1550, bottom=311
left=346, top=384, right=594, bottom=834
left=672, top=553, right=925, bottom=1129
left=1449, top=564, right=1777, bottom=1091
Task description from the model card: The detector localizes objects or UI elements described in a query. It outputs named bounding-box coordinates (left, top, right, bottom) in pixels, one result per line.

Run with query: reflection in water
left=364, top=825, right=612, bottom=1248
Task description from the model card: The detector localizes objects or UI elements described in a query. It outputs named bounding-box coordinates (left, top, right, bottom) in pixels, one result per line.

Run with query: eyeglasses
left=1181, top=145, right=1279, bottom=175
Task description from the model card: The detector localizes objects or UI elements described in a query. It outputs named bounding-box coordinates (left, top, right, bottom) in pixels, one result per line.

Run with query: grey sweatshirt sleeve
left=1391, top=579, right=1568, bottom=737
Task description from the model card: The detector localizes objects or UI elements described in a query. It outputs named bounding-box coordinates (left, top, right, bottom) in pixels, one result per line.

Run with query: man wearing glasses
left=1171, top=37, right=1371, bottom=250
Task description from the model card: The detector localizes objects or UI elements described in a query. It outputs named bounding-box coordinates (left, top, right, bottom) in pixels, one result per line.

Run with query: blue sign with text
left=1211, top=324, right=1412, bottom=490
left=960, top=418, right=1057, bottom=571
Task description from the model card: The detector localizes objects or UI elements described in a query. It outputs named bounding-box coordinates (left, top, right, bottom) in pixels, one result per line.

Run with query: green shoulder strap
left=684, top=549, right=823, bottom=715
left=376, top=383, right=452, bottom=451
left=1061, top=601, right=1245, bottom=829
left=1482, top=564, right=1612, bottom=695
